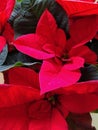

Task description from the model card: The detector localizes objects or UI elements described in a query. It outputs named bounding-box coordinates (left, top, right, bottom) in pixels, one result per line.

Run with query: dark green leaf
left=80, top=65, right=98, bottom=81
left=0, top=61, right=40, bottom=72
left=1, top=50, right=41, bottom=71
left=93, top=109, right=98, bottom=113
left=21, top=0, right=50, bottom=18
left=0, top=45, right=8, bottom=66
left=12, top=0, right=69, bottom=38
left=9, top=1, right=21, bottom=26
left=17, top=0, right=23, bottom=2
left=4, top=51, right=36, bottom=65
left=87, top=39, right=98, bottom=55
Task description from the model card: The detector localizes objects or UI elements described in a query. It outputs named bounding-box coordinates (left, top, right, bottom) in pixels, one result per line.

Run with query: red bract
left=56, top=0, right=98, bottom=17
left=0, top=0, right=15, bottom=52
left=56, top=0, right=98, bottom=39
left=65, top=15, right=98, bottom=64
left=56, top=0, right=98, bottom=63
left=13, top=10, right=97, bottom=93
left=0, top=67, right=98, bottom=130
left=95, top=32, right=98, bottom=39
left=39, top=58, right=84, bottom=93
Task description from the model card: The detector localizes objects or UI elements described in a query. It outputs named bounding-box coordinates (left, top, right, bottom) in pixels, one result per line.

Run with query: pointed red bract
left=5, top=67, right=40, bottom=89
left=59, top=93, right=98, bottom=113
left=3, top=23, right=14, bottom=43
left=66, top=15, right=98, bottom=51
left=56, top=0, right=98, bottom=17
left=0, top=84, right=40, bottom=108
left=50, top=109, right=68, bottom=130
left=0, top=0, right=15, bottom=52
left=0, top=0, right=15, bottom=22
left=0, top=67, right=41, bottom=107
left=69, top=46, right=97, bottom=64
left=5, top=0, right=15, bottom=19
left=14, top=34, right=55, bottom=60
left=40, top=59, right=84, bottom=93
left=0, top=105, right=29, bottom=130
left=64, top=80, right=98, bottom=94
left=29, top=101, right=68, bottom=130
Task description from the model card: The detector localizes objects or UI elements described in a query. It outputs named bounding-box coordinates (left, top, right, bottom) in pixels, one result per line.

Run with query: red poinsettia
left=13, top=10, right=97, bottom=93
left=0, top=0, right=15, bottom=52
left=0, top=67, right=98, bottom=130
left=56, top=0, right=98, bottom=52
left=66, top=15, right=98, bottom=58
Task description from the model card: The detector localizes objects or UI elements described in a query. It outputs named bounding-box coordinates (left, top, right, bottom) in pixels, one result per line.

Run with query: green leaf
left=21, top=0, right=50, bottom=18
left=9, top=0, right=21, bottom=27
left=0, top=50, right=41, bottom=71
left=14, top=61, right=24, bottom=66
left=87, top=39, right=98, bottom=55
left=4, top=51, right=36, bottom=65
left=17, top=0, right=23, bottom=2
left=0, top=45, right=8, bottom=66
left=80, top=65, right=98, bottom=81
left=93, top=109, right=98, bottom=113
left=12, top=0, right=69, bottom=38
left=0, top=61, right=40, bottom=72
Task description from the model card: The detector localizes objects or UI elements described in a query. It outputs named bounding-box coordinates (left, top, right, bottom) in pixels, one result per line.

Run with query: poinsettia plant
left=0, top=0, right=98, bottom=129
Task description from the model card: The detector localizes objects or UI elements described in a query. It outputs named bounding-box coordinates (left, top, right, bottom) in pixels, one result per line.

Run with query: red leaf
left=0, top=0, right=15, bottom=51
left=69, top=45, right=97, bottom=64
left=50, top=109, right=68, bottom=130
left=62, top=56, right=84, bottom=70
left=56, top=0, right=98, bottom=17
left=0, top=105, right=28, bottom=130
left=36, top=9, right=57, bottom=45
left=3, top=23, right=14, bottom=43
left=0, top=84, right=40, bottom=107
left=59, top=93, right=98, bottom=113
left=14, top=34, right=55, bottom=60
left=0, top=0, right=15, bottom=19
left=5, top=67, right=40, bottom=89
left=40, top=60, right=82, bottom=93
left=0, top=0, right=15, bottom=29
left=63, top=80, right=98, bottom=94
left=0, top=36, right=6, bottom=52
left=0, top=67, right=41, bottom=107
left=29, top=106, right=68, bottom=130
left=66, top=15, right=98, bottom=51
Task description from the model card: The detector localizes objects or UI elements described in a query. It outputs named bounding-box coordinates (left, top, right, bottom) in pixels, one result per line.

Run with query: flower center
left=47, top=94, right=58, bottom=106
left=62, top=54, right=69, bottom=59
left=61, top=53, right=72, bottom=63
